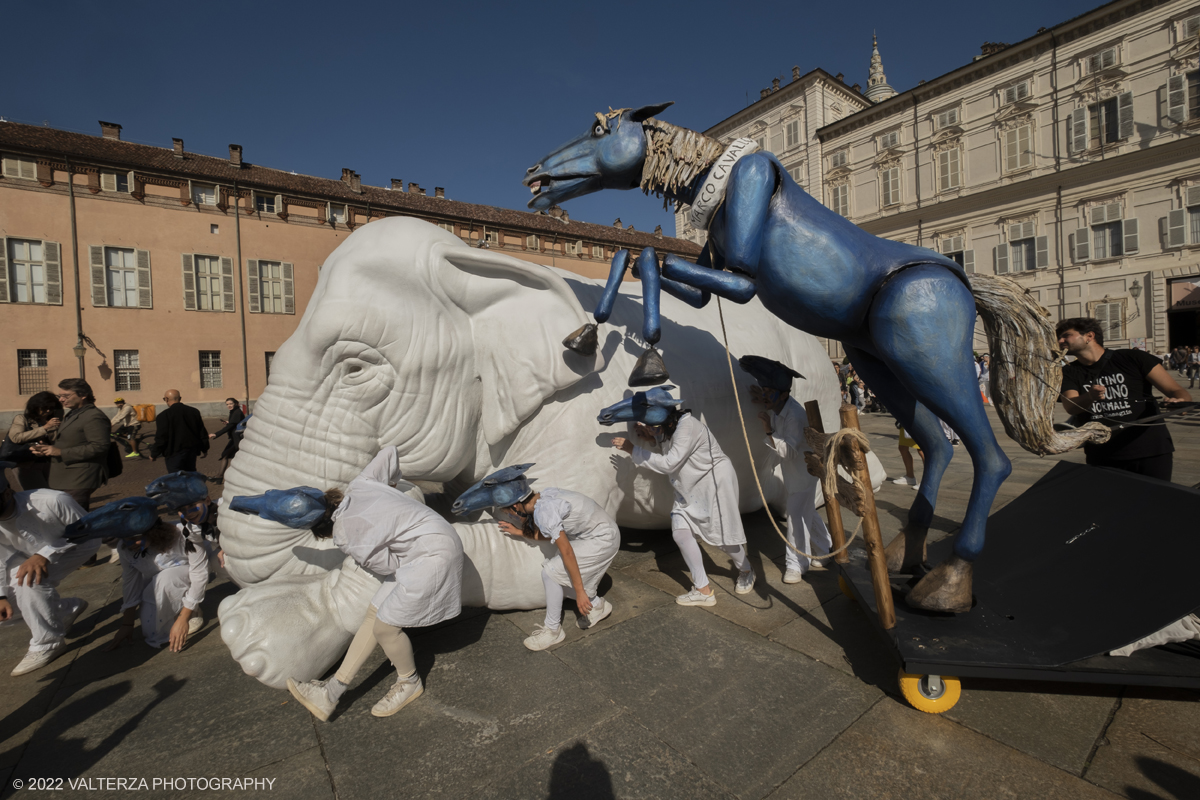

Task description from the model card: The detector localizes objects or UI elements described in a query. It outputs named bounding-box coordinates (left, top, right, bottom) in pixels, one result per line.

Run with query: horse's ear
left=630, top=102, right=674, bottom=122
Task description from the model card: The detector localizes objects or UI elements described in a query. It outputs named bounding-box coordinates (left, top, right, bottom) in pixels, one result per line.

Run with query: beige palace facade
left=0, top=121, right=698, bottom=424
left=678, top=0, right=1200, bottom=360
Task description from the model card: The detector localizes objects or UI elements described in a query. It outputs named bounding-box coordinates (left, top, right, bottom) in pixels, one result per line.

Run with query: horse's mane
left=639, top=118, right=725, bottom=212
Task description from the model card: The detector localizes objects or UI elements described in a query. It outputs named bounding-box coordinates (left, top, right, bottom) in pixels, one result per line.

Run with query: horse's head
left=523, top=102, right=674, bottom=211
left=451, top=463, right=536, bottom=516
left=65, top=496, right=161, bottom=543
left=596, top=386, right=682, bottom=426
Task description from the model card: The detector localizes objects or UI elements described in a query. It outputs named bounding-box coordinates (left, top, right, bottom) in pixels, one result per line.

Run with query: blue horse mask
left=451, top=464, right=536, bottom=516
left=228, top=487, right=328, bottom=529
left=65, top=496, right=162, bottom=542
left=146, top=471, right=209, bottom=511
left=596, top=386, right=683, bottom=426
left=738, top=355, right=804, bottom=392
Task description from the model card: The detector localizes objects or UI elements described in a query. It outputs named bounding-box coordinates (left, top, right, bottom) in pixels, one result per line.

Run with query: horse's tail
left=969, top=273, right=1110, bottom=455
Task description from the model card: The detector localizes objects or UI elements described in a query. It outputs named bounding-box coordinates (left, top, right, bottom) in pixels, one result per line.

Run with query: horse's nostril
left=526, top=164, right=540, bottom=175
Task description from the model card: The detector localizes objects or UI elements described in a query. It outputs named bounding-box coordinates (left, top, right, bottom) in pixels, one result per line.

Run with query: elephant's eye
left=340, top=358, right=376, bottom=386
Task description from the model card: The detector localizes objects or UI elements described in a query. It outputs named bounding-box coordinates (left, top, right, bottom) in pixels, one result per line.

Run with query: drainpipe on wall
left=66, top=158, right=85, bottom=378
left=234, top=181, right=250, bottom=410
left=1056, top=185, right=1066, bottom=321
left=912, top=93, right=921, bottom=215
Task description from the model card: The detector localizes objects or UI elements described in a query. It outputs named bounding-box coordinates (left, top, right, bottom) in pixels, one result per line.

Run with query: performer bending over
left=741, top=356, right=832, bottom=582
left=236, top=448, right=463, bottom=722
left=609, top=390, right=753, bottom=604
left=455, top=464, right=619, bottom=651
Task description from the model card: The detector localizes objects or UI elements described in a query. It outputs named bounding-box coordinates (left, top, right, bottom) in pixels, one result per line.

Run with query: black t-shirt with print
left=1060, top=348, right=1173, bottom=462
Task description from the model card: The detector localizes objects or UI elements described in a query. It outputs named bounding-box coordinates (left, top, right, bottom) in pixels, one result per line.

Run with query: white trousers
left=138, top=565, right=191, bottom=648
left=3, top=540, right=99, bottom=652
left=783, top=491, right=832, bottom=572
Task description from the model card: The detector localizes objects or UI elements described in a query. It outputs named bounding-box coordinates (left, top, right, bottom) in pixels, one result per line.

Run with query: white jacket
left=763, top=397, right=820, bottom=503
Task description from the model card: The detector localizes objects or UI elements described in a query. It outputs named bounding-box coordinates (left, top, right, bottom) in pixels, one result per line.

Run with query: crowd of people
left=2, top=318, right=1193, bottom=713
left=1160, top=344, right=1200, bottom=389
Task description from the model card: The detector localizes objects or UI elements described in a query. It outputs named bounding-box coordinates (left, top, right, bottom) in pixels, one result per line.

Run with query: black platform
left=840, top=461, right=1200, bottom=687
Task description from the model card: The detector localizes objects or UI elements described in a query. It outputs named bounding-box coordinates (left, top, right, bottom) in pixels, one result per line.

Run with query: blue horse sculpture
left=523, top=103, right=1107, bottom=612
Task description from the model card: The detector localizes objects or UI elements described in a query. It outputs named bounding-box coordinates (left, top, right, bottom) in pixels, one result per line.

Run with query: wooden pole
left=839, top=404, right=896, bottom=630
left=803, top=400, right=848, bottom=565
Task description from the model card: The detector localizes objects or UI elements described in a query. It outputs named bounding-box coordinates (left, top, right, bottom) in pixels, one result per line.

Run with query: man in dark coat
left=150, top=389, right=209, bottom=473
left=30, top=379, right=110, bottom=510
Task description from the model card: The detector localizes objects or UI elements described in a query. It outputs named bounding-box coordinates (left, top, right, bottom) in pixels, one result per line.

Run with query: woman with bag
left=4, top=392, right=63, bottom=490
left=207, top=398, right=245, bottom=485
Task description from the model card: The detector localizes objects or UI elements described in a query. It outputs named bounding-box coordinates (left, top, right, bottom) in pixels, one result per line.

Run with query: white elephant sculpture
left=218, top=218, right=882, bottom=688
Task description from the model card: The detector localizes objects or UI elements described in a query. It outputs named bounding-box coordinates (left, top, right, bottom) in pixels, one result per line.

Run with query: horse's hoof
left=885, top=524, right=929, bottom=574
left=562, top=323, right=599, bottom=356
left=906, top=555, right=973, bottom=613
left=629, top=347, right=670, bottom=387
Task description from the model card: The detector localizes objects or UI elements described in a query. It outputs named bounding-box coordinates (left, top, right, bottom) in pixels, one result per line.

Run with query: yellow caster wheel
left=898, top=669, right=961, bottom=713
left=838, top=575, right=855, bottom=602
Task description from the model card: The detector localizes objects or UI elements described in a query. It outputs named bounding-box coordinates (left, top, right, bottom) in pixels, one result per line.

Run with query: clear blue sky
left=4, top=0, right=1101, bottom=236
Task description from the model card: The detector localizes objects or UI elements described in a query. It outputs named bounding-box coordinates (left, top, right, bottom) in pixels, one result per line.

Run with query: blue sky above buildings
left=5, top=0, right=1100, bottom=235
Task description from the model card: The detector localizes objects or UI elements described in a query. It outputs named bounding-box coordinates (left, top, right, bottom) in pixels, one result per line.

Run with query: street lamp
left=73, top=338, right=86, bottom=378
left=1130, top=279, right=1142, bottom=301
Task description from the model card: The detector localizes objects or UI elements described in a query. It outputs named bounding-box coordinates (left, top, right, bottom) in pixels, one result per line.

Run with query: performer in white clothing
left=453, top=464, right=620, bottom=651
left=604, top=389, right=753, bottom=605
left=0, top=465, right=95, bottom=676
left=234, top=448, right=464, bottom=721
left=741, top=355, right=832, bottom=583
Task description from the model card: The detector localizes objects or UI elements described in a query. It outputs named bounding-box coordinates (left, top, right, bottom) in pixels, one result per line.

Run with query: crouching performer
left=66, top=496, right=209, bottom=652
left=231, top=448, right=463, bottom=721
left=740, top=355, right=832, bottom=582
left=452, top=464, right=620, bottom=651
left=598, top=388, right=754, bottom=604
left=147, top=471, right=224, bottom=573
left=1, top=462, right=95, bottom=676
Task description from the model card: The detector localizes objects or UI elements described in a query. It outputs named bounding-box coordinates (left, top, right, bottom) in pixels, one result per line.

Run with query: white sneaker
left=524, top=624, right=566, bottom=651
left=676, top=587, right=717, bottom=606
left=912, top=483, right=921, bottom=491
left=60, top=598, right=88, bottom=636
left=11, top=643, right=66, bottom=677
left=891, top=476, right=917, bottom=486
left=187, top=614, right=204, bottom=635
left=783, top=568, right=803, bottom=584
left=578, top=597, right=612, bottom=630
left=735, top=569, right=756, bottom=594
left=808, top=558, right=828, bottom=572
left=371, top=674, right=423, bottom=717
left=287, top=678, right=337, bottom=721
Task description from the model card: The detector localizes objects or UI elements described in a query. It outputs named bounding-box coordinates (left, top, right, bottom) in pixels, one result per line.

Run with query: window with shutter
left=1094, top=301, right=1123, bottom=341
left=103, top=247, right=139, bottom=307
left=591, top=245, right=603, bottom=258
left=255, top=193, right=277, bottom=213
left=881, top=167, right=900, bottom=206
left=1074, top=228, right=1091, bottom=261
left=1185, top=15, right=1200, bottom=38
left=221, top=257, right=235, bottom=312
left=526, top=234, right=539, bottom=250
left=329, top=204, right=347, bottom=223
left=937, top=108, right=959, bottom=129
left=879, top=131, right=899, bottom=149
left=830, top=184, right=849, bottom=217
left=1168, top=208, right=1188, bottom=247
left=247, top=260, right=261, bottom=314
left=1087, top=48, right=1118, bottom=74
left=192, top=255, right=222, bottom=311
left=100, top=172, right=117, bottom=193
left=192, top=183, right=217, bottom=205
left=1122, top=218, right=1139, bottom=253
left=830, top=150, right=848, bottom=168
left=1168, top=75, right=1188, bottom=123
left=7, top=239, right=47, bottom=303
left=89, top=246, right=107, bottom=307
left=1008, top=225, right=1036, bottom=272
left=1117, top=92, right=1134, bottom=140
left=282, top=262, right=294, bottom=314
left=788, top=166, right=803, bottom=183
left=3, top=155, right=37, bottom=180
left=962, top=250, right=975, bottom=273
left=785, top=120, right=800, bottom=148
left=43, top=242, right=62, bottom=306
left=1089, top=98, right=1120, bottom=147
left=136, top=249, right=152, bottom=308
left=1003, top=82, right=1030, bottom=105
left=181, top=254, right=197, bottom=310
left=995, top=243, right=1010, bottom=273
left=0, top=237, right=8, bottom=303
left=1185, top=189, right=1200, bottom=247
left=938, top=148, right=960, bottom=191
left=1004, top=125, right=1034, bottom=171
left=1036, top=236, right=1050, bottom=268
left=939, top=236, right=964, bottom=255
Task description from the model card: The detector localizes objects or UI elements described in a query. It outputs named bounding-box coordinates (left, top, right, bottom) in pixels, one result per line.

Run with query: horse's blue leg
left=634, top=247, right=662, bottom=345
left=660, top=276, right=710, bottom=309
left=865, top=265, right=1011, bottom=611
left=722, top=154, right=775, bottom=270
left=844, top=344, right=954, bottom=572
left=593, top=249, right=632, bottom=324
left=661, top=254, right=756, bottom=303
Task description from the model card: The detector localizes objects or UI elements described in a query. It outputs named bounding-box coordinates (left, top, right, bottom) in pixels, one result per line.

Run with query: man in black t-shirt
left=1056, top=318, right=1191, bottom=481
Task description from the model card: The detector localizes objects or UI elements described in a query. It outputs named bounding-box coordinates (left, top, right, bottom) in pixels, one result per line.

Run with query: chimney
left=228, top=144, right=243, bottom=168
left=772, top=78, right=780, bottom=92
left=613, top=218, right=622, bottom=228
left=760, top=88, right=770, bottom=100
left=851, top=83, right=862, bottom=93
left=172, top=138, right=184, bottom=158
left=654, top=225, right=663, bottom=238
left=409, top=182, right=420, bottom=194
left=792, top=66, right=801, bottom=81
left=980, top=41, right=1011, bottom=57
left=434, top=187, right=445, bottom=198
left=549, top=206, right=563, bottom=219
left=417, top=186, right=426, bottom=196
left=99, top=121, right=122, bottom=140
left=351, top=172, right=361, bottom=193
left=561, top=208, right=568, bottom=221
left=390, top=178, right=405, bottom=191
left=626, top=223, right=634, bottom=231
left=835, top=73, right=844, bottom=83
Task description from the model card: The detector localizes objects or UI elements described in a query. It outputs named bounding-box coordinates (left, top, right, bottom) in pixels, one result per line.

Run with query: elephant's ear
left=437, top=245, right=602, bottom=446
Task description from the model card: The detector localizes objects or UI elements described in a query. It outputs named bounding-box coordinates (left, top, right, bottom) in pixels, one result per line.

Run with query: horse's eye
left=593, top=124, right=606, bottom=137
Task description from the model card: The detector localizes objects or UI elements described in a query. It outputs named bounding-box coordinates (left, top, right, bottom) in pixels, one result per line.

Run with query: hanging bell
left=629, top=346, right=670, bottom=387
left=562, top=323, right=599, bottom=356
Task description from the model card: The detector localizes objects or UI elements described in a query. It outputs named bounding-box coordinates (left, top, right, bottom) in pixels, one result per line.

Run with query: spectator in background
left=207, top=397, right=245, bottom=485
left=1188, top=345, right=1199, bottom=389
left=110, top=397, right=143, bottom=459
left=150, top=390, right=209, bottom=473
left=6, top=392, right=62, bottom=490
left=978, top=355, right=992, bottom=405
left=30, top=379, right=109, bottom=511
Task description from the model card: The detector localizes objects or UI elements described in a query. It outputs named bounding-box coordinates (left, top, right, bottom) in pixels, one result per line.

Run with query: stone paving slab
left=503, top=568, right=673, bottom=646
left=316, top=612, right=621, bottom=800
left=477, top=712, right=736, bottom=800
left=1085, top=687, right=1200, bottom=800
left=772, top=699, right=1123, bottom=800
left=554, top=604, right=882, bottom=799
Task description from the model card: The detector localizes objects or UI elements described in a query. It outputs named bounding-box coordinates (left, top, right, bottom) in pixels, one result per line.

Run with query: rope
left=715, top=297, right=859, bottom=561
